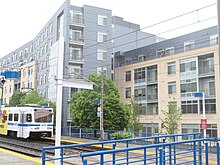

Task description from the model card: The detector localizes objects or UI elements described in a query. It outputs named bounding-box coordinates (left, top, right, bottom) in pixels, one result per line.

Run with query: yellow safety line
left=0, top=148, right=54, bottom=165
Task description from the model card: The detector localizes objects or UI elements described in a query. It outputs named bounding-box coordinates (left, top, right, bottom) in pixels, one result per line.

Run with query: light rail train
left=0, top=104, right=53, bottom=138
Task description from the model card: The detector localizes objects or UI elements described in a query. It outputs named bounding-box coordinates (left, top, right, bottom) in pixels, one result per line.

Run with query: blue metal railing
left=42, top=133, right=205, bottom=165
left=81, top=138, right=220, bottom=165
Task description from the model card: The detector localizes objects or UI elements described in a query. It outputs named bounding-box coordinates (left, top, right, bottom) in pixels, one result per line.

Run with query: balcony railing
left=69, top=36, right=84, bottom=43
left=69, top=54, right=84, bottom=61
left=147, top=94, right=158, bottom=101
left=198, top=67, right=214, bottom=75
left=70, top=16, right=84, bottom=25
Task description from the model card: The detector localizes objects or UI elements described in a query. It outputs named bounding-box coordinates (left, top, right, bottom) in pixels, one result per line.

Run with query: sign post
left=194, top=92, right=206, bottom=138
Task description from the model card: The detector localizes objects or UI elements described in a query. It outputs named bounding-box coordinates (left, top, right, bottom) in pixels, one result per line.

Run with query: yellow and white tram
left=0, top=104, right=53, bottom=138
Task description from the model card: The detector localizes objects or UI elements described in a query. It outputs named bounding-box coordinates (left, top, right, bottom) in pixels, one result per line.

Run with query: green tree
left=70, top=74, right=130, bottom=130
left=128, top=97, right=143, bottom=133
left=161, top=99, right=182, bottom=134
left=9, top=91, right=26, bottom=106
left=21, top=90, right=44, bottom=105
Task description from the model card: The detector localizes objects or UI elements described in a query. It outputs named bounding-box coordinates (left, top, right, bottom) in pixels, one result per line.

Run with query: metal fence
left=81, top=138, right=220, bottom=165
left=42, top=133, right=210, bottom=165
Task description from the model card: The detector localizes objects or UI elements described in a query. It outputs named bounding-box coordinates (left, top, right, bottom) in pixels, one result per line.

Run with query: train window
left=9, top=114, right=13, bottom=121
left=14, top=114, right=19, bottom=121
left=26, top=114, right=32, bottom=122
left=34, top=111, right=52, bottom=123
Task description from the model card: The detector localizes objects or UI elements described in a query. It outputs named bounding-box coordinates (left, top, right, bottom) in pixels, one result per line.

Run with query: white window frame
left=210, top=34, right=218, bottom=45
left=98, top=15, right=107, bottom=26
left=184, top=40, right=195, bottom=51
left=97, top=66, right=107, bottom=75
left=30, top=45, right=33, bottom=53
left=165, top=47, right=174, bottom=55
left=98, top=32, right=107, bottom=42
left=97, top=49, right=107, bottom=60
left=49, top=23, right=53, bottom=34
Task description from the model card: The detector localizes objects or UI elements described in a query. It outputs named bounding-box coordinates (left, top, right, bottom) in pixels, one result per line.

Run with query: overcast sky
left=0, top=0, right=217, bottom=58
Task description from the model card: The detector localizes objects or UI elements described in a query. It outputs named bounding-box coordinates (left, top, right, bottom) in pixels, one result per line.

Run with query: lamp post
left=194, top=92, right=206, bottom=138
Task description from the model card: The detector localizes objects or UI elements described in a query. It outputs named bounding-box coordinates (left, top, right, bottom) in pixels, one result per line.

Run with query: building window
left=180, top=78, right=197, bottom=93
left=50, top=39, right=53, bottom=46
left=182, top=124, right=200, bottom=140
left=206, top=124, right=217, bottom=137
left=41, top=33, right=44, bottom=42
left=141, top=123, right=159, bottom=137
left=168, top=81, right=176, bottom=94
left=97, top=49, right=107, bottom=60
left=138, top=55, right=146, bottom=62
left=70, top=30, right=83, bottom=41
left=168, top=62, right=176, bottom=75
left=199, top=77, right=215, bottom=97
left=125, top=71, right=131, bottom=81
left=125, top=57, right=132, bottom=64
left=98, top=15, right=107, bottom=26
left=156, top=48, right=165, bottom=56
left=134, top=86, right=146, bottom=101
left=40, top=76, right=43, bottom=85
left=180, top=57, right=196, bottom=73
left=44, top=43, right=48, bottom=53
left=98, top=32, right=107, bottom=42
left=45, top=28, right=49, bottom=38
left=38, top=37, right=41, bottom=46
left=165, top=47, right=174, bottom=55
left=210, top=34, right=218, bottom=45
left=97, top=67, right=107, bottom=75
left=30, top=45, right=33, bottom=53
left=184, top=40, right=195, bottom=51
left=147, top=103, right=158, bottom=115
left=198, top=53, right=214, bottom=75
left=147, top=66, right=157, bottom=83
left=181, top=100, right=198, bottom=114
left=134, top=67, right=146, bottom=83
left=49, top=24, right=53, bottom=34
left=70, top=48, right=82, bottom=60
left=70, top=10, right=83, bottom=24
left=125, top=87, right=131, bottom=98
left=44, top=74, right=47, bottom=84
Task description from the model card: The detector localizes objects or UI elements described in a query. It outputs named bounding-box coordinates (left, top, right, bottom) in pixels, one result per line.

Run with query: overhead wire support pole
left=100, top=60, right=104, bottom=140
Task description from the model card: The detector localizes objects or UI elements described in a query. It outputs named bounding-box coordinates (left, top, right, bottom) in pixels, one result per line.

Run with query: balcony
left=147, top=77, right=157, bottom=84
left=70, top=16, right=84, bottom=28
left=69, top=36, right=84, bottom=46
left=147, top=94, right=158, bottom=102
left=198, top=66, right=214, bottom=77
left=69, top=54, right=84, bottom=64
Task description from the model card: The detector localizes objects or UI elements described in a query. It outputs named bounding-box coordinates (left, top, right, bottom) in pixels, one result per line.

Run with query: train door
left=19, top=111, right=25, bottom=138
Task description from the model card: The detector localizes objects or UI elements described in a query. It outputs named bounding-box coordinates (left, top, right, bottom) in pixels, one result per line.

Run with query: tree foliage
left=70, top=74, right=130, bottom=130
left=9, top=91, right=26, bottom=106
left=127, top=97, right=143, bottom=132
left=21, top=90, right=44, bottom=105
left=161, top=99, right=182, bottom=134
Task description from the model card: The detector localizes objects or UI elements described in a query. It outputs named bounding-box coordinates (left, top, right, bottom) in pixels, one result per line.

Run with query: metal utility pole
left=100, top=60, right=104, bottom=140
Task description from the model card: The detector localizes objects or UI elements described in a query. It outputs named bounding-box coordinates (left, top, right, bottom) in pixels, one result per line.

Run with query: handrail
left=42, top=132, right=201, bottom=151
left=81, top=138, right=215, bottom=157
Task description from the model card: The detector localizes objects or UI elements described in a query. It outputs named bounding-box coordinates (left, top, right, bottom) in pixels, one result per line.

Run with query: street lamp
left=194, top=92, right=206, bottom=138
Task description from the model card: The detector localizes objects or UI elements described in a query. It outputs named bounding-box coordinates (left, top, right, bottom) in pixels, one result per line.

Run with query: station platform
left=0, top=136, right=103, bottom=165
left=0, top=148, right=43, bottom=165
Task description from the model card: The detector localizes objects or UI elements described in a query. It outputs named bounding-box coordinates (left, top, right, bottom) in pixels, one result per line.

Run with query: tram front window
left=34, top=111, right=53, bottom=123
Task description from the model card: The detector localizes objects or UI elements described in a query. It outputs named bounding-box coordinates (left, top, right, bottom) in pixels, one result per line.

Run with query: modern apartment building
left=115, top=26, right=220, bottom=137
left=0, top=0, right=157, bottom=129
